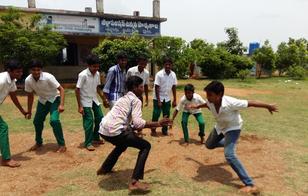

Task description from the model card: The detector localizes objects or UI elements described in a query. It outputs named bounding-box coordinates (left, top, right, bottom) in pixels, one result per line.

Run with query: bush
left=93, top=35, right=151, bottom=73
left=287, top=65, right=306, bottom=80
left=236, top=69, right=251, bottom=80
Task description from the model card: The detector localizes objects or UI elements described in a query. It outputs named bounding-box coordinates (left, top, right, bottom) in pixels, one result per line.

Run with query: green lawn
left=1, top=77, right=307, bottom=195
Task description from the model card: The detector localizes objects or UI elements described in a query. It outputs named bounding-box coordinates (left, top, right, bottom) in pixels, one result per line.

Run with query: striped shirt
left=99, top=91, right=146, bottom=137
left=103, top=64, right=126, bottom=101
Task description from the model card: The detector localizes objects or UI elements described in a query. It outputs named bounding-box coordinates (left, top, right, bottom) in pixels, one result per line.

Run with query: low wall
left=44, top=65, right=86, bottom=82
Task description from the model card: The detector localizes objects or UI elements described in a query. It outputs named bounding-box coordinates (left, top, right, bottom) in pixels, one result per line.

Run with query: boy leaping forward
left=191, top=81, right=278, bottom=194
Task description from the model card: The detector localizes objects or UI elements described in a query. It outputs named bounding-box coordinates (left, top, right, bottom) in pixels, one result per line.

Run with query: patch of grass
left=283, top=149, right=308, bottom=194
left=46, top=184, right=88, bottom=196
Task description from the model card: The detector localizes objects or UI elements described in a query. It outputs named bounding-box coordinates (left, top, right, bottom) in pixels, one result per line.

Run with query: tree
left=198, top=45, right=252, bottom=79
left=0, top=8, right=66, bottom=67
left=93, top=34, right=151, bottom=73
left=217, top=27, right=247, bottom=55
left=252, top=40, right=276, bottom=78
left=276, top=38, right=308, bottom=75
left=182, top=39, right=215, bottom=77
left=151, top=36, right=188, bottom=78
left=199, top=47, right=234, bottom=79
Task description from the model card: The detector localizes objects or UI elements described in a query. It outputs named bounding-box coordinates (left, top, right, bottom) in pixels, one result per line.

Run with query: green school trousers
left=33, top=97, right=65, bottom=146
left=82, top=102, right=104, bottom=147
left=152, top=99, right=171, bottom=134
left=0, top=115, right=11, bottom=160
left=181, top=112, right=205, bottom=142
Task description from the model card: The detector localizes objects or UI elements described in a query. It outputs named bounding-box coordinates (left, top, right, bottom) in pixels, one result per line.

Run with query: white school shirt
left=126, top=65, right=150, bottom=85
left=206, top=95, right=248, bottom=135
left=176, top=93, right=206, bottom=114
left=0, top=72, right=17, bottom=104
left=153, top=69, right=177, bottom=102
left=99, top=91, right=146, bottom=137
left=76, top=68, right=101, bottom=107
left=25, top=72, right=60, bottom=104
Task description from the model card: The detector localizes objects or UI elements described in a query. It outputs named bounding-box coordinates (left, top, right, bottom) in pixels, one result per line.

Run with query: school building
left=0, top=0, right=166, bottom=81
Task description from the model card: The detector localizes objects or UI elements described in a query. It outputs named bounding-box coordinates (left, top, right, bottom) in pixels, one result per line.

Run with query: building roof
left=0, top=5, right=167, bottom=23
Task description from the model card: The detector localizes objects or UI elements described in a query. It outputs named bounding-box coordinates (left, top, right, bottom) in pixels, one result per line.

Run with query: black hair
left=184, top=84, right=195, bottom=92
left=137, top=55, right=149, bottom=62
left=204, top=81, right=224, bottom=95
left=126, top=76, right=143, bottom=91
left=116, top=51, right=128, bottom=60
left=5, top=59, right=22, bottom=71
left=29, top=59, right=43, bottom=68
left=163, top=57, right=173, bottom=64
left=86, top=54, right=100, bottom=65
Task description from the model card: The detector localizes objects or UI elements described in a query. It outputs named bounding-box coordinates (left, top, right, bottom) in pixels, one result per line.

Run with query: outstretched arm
left=172, top=109, right=179, bottom=122
left=9, top=92, right=27, bottom=117
left=187, top=103, right=208, bottom=110
left=144, top=117, right=172, bottom=129
left=75, top=88, right=84, bottom=115
left=97, top=86, right=109, bottom=108
left=248, top=100, right=278, bottom=114
left=144, top=84, right=149, bottom=106
left=57, top=86, right=65, bottom=113
left=172, top=85, right=177, bottom=108
left=26, top=92, right=34, bottom=119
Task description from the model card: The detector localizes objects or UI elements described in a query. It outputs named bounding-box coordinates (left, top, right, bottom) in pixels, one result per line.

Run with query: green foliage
left=217, top=27, right=247, bottom=55
left=252, top=40, right=276, bottom=78
left=0, top=8, right=66, bottom=66
left=199, top=46, right=253, bottom=79
left=287, top=65, right=306, bottom=80
left=93, top=34, right=151, bottom=73
left=199, top=47, right=232, bottom=79
left=151, top=36, right=188, bottom=78
left=236, top=69, right=250, bottom=80
left=231, top=54, right=254, bottom=72
left=276, top=38, right=308, bottom=75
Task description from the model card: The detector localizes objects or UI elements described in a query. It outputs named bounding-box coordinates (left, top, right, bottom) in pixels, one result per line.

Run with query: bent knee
left=199, top=122, right=205, bottom=127
left=0, top=123, right=9, bottom=133
left=146, top=141, right=151, bottom=150
left=224, top=153, right=237, bottom=162
left=205, top=143, right=215, bottom=149
left=50, top=120, right=61, bottom=126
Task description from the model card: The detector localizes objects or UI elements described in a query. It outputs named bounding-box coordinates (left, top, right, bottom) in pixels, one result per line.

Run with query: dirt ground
left=0, top=129, right=289, bottom=195
left=1, top=87, right=292, bottom=195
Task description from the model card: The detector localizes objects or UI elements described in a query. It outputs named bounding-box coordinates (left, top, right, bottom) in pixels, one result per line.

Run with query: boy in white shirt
left=192, top=81, right=278, bottom=194
left=126, top=55, right=150, bottom=106
left=25, top=60, right=66, bottom=153
left=0, top=60, right=27, bottom=167
left=75, top=54, right=106, bottom=151
left=151, top=57, right=177, bottom=136
left=171, top=84, right=206, bottom=145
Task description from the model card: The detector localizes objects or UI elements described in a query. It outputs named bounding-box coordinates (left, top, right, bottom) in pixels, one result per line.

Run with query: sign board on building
left=39, top=14, right=100, bottom=34
left=99, top=18, right=160, bottom=37
left=39, top=14, right=161, bottom=37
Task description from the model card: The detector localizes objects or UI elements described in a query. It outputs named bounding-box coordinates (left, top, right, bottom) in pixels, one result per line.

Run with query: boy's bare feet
left=92, top=140, right=104, bottom=146
left=200, top=136, right=204, bottom=144
left=97, top=167, right=114, bottom=175
left=239, top=185, right=259, bottom=194
left=1, top=159, right=21, bottom=168
left=86, top=145, right=95, bottom=151
left=182, top=142, right=189, bottom=147
left=56, top=146, right=67, bottom=153
left=29, top=143, right=42, bottom=151
left=128, top=181, right=150, bottom=191
left=150, top=129, right=158, bottom=137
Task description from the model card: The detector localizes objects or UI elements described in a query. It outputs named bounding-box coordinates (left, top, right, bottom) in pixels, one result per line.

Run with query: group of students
left=0, top=52, right=278, bottom=193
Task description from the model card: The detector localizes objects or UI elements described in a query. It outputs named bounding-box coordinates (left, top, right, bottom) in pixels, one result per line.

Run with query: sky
left=1, top=0, right=308, bottom=50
